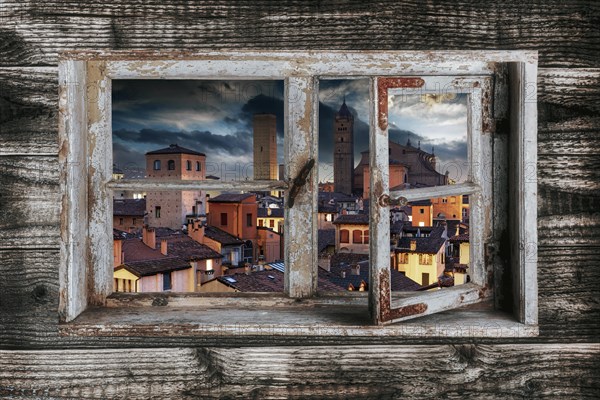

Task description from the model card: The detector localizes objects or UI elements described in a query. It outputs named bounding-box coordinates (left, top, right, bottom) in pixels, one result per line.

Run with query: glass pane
left=111, top=80, right=284, bottom=293
left=387, top=93, right=469, bottom=188
left=384, top=91, right=470, bottom=292
left=315, top=79, right=371, bottom=292
left=391, top=194, right=471, bottom=291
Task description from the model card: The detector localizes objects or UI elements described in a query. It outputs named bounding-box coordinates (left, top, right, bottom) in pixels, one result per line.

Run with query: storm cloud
left=112, top=79, right=469, bottom=181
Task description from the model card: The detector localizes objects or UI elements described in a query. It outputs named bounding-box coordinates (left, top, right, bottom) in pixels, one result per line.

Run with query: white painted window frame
left=58, top=51, right=537, bottom=333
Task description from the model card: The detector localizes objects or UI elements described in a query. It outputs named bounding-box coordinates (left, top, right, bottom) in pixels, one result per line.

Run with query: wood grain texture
left=0, top=68, right=58, bottom=155
left=0, top=345, right=598, bottom=399
left=1, top=1, right=599, bottom=67
left=0, top=156, right=59, bottom=248
left=0, top=250, right=59, bottom=348
left=537, top=246, right=600, bottom=339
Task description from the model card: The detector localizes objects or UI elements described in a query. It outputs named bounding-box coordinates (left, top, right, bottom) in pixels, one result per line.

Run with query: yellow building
left=257, top=207, right=284, bottom=233
left=394, top=234, right=446, bottom=287
left=449, top=233, right=470, bottom=285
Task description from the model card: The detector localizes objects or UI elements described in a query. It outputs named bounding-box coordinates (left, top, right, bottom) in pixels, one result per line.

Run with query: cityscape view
left=111, top=80, right=470, bottom=293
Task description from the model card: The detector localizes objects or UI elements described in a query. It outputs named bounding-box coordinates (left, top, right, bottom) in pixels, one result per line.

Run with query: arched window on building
left=352, top=230, right=362, bottom=244
left=340, top=229, right=349, bottom=244
left=196, top=161, right=201, bottom=171
left=186, top=160, right=192, bottom=171
left=153, top=160, right=161, bottom=170
left=168, top=160, right=175, bottom=170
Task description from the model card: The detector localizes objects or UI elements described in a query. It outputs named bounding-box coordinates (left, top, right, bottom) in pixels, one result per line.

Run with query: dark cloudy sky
left=112, top=79, right=468, bottom=182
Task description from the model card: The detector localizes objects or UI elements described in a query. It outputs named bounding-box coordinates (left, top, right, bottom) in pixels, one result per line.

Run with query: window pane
left=316, top=79, right=371, bottom=292
left=111, top=80, right=284, bottom=293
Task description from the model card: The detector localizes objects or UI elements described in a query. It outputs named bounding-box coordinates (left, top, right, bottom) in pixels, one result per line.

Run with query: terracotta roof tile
left=204, top=226, right=244, bottom=245
left=209, top=193, right=255, bottom=203
left=118, top=257, right=190, bottom=277
left=333, top=214, right=369, bottom=225
left=113, top=198, right=146, bottom=217
left=166, top=236, right=223, bottom=261
left=257, top=207, right=284, bottom=218
left=319, top=257, right=421, bottom=292
left=146, top=144, right=205, bottom=156
left=318, top=229, right=336, bottom=253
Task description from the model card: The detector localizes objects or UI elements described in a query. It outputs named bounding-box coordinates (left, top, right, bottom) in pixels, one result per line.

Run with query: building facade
left=253, top=114, right=278, bottom=180
left=333, top=99, right=354, bottom=195
left=145, top=144, right=207, bottom=230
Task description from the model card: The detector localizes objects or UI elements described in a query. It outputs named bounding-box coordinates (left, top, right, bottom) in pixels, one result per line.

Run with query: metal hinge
left=287, top=158, right=315, bottom=208
left=378, top=194, right=408, bottom=208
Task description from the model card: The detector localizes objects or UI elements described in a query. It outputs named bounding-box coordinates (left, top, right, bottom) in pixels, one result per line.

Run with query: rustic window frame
left=58, top=51, right=538, bottom=337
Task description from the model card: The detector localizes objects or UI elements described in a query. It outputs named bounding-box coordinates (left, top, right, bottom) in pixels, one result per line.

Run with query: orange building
left=432, top=194, right=464, bottom=221
left=410, top=199, right=433, bottom=227
left=208, top=193, right=259, bottom=263
left=362, top=161, right=409, bottom=198
left=145, top=144, right=206, bottom=230
left=257, top=227, right=283, bottom=262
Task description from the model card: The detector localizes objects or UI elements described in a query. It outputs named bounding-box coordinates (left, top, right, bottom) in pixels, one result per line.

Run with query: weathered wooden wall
left=1, top=1, right=599, bottom=398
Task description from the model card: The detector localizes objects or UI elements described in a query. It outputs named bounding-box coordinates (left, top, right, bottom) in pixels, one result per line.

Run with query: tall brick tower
left=333, top=98, right=354, bottom=194
left=253, top=114, right=278, bottom=180
left=145, top=144, right=206, bottom=230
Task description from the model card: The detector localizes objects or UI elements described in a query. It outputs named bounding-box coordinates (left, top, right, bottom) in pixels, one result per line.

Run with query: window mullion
left=284, top=76, right=318, bottom=298
left=107, top=179, right=288, bottom=192
left=368, top=77, right=391, bottom=325
left=389, top=182, right=481, bottom=204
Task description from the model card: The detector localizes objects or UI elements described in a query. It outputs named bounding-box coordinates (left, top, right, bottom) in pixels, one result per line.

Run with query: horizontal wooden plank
left=537, top=246, right=600, bottom=340
left=538, top=185, right=600, bottom=218
left=538, top=69, right=600, bottom=159
left=0, top=250, right=60, bottom=348
left=2, top=1, right=599, bottom=67
left=0, top=344, right=598, bottom=399
left=538, top=68, right=600, bottom=116
left=0, top=156, right=59, bottom=248
left=0, top=68, right=58, bottom=155
left=538, top=154, right=600, bottom=195
left=538, top=213, right=600, bottom=247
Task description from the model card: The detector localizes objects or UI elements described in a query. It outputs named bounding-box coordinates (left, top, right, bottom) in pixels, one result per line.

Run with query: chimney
left=410, top=240, right=417, bottom=251
left=142, top=225, right=156, bottom=249
left=351, top=263, right=360, bottom=276
left=113, top=238, right=123, bottom=268
left=160, top=239, right=168, bottom=255
left=188, top=221, right=205, bottom=243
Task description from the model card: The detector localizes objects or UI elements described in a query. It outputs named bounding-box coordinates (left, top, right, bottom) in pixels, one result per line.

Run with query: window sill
left=59, top=293, right=538, bottom=340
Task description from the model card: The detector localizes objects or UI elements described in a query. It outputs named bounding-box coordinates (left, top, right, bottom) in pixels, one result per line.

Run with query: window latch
left=287, top=158, right=315, bottom=209
left=378, top=194, right=408, bottom=208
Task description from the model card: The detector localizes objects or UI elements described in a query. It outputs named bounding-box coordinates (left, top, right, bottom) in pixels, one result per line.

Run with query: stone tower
left=333, top=98, right=354, bottom=194
left=253, top=114, right=278, bottom=180
left=145, top=144, right=206, bottom=230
